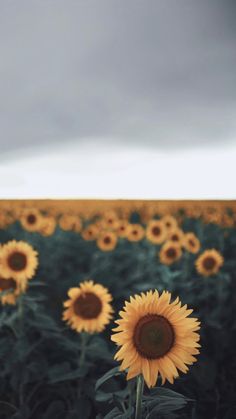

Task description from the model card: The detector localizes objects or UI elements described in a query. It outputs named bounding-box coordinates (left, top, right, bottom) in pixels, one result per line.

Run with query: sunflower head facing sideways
left=184, top=232, right=201, bottom=254
left=111, top=290, right=200, bottom=388
left=195, top=249, right=224, bottom=277
left=20, top=208, right=43, bottom=232
left=159, top=241, right=182, bottom=265
left=146, top=220, right=167, bottom=244
left=161, top=215, right=178, bottom=231
left=63, top=280, right=113, bottom=333
left=59, top=214, right=82, bottom=232
left=40, top=216, right=57, bottom=237
left=97, top=231, right=117, bottom=251
left=0, top=240, right=38, bottom=287
left=0, top=275, right=23, bottom=305
left=127, top=224, right=145, bottom=242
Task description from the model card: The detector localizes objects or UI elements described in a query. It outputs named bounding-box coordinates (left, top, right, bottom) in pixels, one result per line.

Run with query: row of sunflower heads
left=63, top=280, right=201, bottom=389
left=0, top=240, right=38, bottom=305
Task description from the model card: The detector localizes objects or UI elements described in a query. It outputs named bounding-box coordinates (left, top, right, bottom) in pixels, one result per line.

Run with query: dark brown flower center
left=166, top=222, right=171, bottom=228
left=8, top=252, right=27, bottom=271
left=166, top=247, right=177, bottom=258
left=73, top=292, right=102, bottom=319
left=104, top=236, right=111, bottom=244
left=27, top=214, right=36, bottom=224
left=171, top=234, right=179, bottom=241
left=133, top=314, right=175, bottom=359
left=203, top=256, right=216, bottom=270
left=152, top=226, right=161, bottom=236
left=0, top=277, right=16, bottom=291
left=189, top=239, right=195, bottom=247
left=132, top=230, right=138, bottom=235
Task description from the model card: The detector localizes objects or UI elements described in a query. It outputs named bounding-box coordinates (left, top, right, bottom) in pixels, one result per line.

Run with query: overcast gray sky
left=1, top=0, right=236, bottom=158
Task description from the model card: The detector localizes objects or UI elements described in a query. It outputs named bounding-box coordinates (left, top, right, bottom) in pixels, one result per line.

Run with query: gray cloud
left=0, top=0, right=236, bottom=156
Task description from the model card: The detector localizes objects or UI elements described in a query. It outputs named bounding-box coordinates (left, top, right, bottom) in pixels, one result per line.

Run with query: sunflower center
left=104, top=236, right=111, bottom=244
left=134, top=314, right=174, bottom=359
left=0, top=277, right=16, bottom=291
left=203, top=256, right=216, bottom=270
left=152, top=226, right=160, bottom=236
left=27, top=214, right=36, bottom=224
left=171, top=234, right=179, bottom=241
left=189, top=239, right=195, bottom=247
left=166, top=247, right=177, bottom=258
left=74, top=292, right=102, bottom=319
left=133, top=230, right=138, bottom=235
left=8, top=252, right=27, bottom=271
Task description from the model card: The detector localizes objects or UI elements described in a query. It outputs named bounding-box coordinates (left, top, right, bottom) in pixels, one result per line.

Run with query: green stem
left=79, top=332, right=88, bottom=367
left=135, top=375, right=144, bottom=419
left=18, top=294, right=24, bottom=336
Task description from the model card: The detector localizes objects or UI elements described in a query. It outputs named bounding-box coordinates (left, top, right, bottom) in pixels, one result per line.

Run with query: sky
left=0, top=1, right=236, bottom=198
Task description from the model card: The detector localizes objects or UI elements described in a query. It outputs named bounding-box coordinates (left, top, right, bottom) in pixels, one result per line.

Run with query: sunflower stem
left=17, top=294, right=24, bottom=336
left=135, top=375, right=144, bottom=419
left=79, top=332, right=88, bottom=367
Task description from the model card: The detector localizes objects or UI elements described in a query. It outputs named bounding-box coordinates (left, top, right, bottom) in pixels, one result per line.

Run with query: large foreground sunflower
left=0, top=240, right=38, bottom=287
left=111, top=290, right=200, bottom=388
left=195, top=249, right=224, bottom=277
left=20, top=208, right=43, bottom=232
left=0, top=275, right=23, bottom=305
left=159, top=241, right=182, bottom=265
left=146, top=220, right=167, bottom=244
left=63, top=280, right=113, bottom=333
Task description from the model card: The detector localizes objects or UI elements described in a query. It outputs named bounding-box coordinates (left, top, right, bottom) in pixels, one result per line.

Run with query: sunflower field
left=0, top=201, right=236, bottom=419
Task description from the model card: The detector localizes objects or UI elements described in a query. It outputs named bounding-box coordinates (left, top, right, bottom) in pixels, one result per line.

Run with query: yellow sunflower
left=97, top=231, right=117, bottom=251
left=167, top=228, right=185, bottom=245
left=20, top=208, right=43, bottom=232
left=63, top=280, right=113, bottom=333
left=0, top=275, right=23, bottom=305
left=146, top=220, right=167, bottom=244
left=161, top=215, right=178, bottom=231
left=159, top=241, right=182, bottom=265
left=111, top=290, right=200, bottom=388
left=40, top=216, right=57, bottom=236
left=59, top=214, right=82, bottom=232
left=116, top=220, right=129, bottom=238
left=100, top=210, right=119, bottom=230
left=127, top=224, right=145, bottom=242
left=184, top=233, right=201, bottom=254
left=195, top=249, right=224, bottom=277
left=82, top=224, right=100, bottom=241
left=0, top=240, right=38, bottom=287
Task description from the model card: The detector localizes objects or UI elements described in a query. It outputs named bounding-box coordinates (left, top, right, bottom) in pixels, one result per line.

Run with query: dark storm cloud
left=0, top=0, right=236, bottom=156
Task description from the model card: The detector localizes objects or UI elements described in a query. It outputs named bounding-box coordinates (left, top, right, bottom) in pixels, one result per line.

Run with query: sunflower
left=0, top=240, right=38, bottom=287
left=184, top=232, right=200, bottom=254
left=20, top=208, right=43, bottom=232
left=146, top=220, right=167, bottom=244
left=101, top=210, right=119, bottom=230
left=40, top=216, right=56, bottom=236
left=116, top=220, right=129, bottom=238
left=167, top=228, right=185, bottom=245
left=195, top=249, right=224, bottom=277
left=159, top=241, right=182, bottom=265
left=82, top=224, right=99, bottom=241
left=127, top=224, right=145, bottom=242
left=0, top=275, right=23, bottom=305
left=161, top=215, right=178, bottom=231
left=111, top=290, right=200, bottom=388
left=97, top=231, right=117, bottom=251
left=59, top=214, right=82, bottom=232
left=63, top=280, right=113, bottom=333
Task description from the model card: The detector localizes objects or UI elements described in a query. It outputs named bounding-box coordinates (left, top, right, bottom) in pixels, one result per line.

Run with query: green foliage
left=0, top=217, right=236, bottom=418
